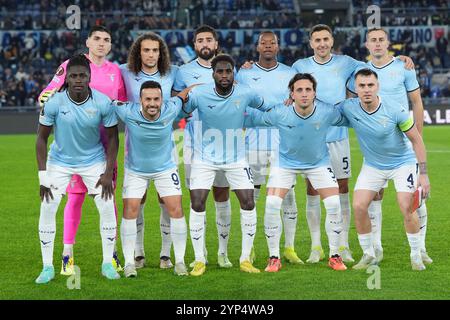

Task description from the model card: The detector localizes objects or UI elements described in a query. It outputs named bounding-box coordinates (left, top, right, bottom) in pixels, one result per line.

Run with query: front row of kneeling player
left=35, top=54, right=431, bottom=283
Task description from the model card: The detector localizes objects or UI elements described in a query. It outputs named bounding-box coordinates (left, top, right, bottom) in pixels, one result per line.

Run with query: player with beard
left=181, top=54, right=265, bottom=276
left=120, top=32, right=178, bottom=270
left=173, top=25, right=237, bottom=269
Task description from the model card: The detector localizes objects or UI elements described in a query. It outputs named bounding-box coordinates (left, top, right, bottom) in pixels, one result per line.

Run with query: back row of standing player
left=35, top=23, right=431, bottom=283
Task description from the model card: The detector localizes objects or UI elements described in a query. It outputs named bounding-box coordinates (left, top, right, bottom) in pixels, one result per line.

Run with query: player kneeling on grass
left=245, top=73, right=349, bottom=272
left=35, top=54, right=120, bottom=284
left=115, top=81, right=192, bottom=277
left=336, top=68, right=431, bottom=271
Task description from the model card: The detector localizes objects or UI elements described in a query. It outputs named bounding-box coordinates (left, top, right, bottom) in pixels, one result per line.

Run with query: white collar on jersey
left=255, top=62, right=279, bottom=72
left=293, top=101, right=317, bottom=119
left=141, top=69, right=159, bottom=77
left=66, top=90, right=90, bottom=105
left=359, top=95, right=382, bottom=115
left=196, top=58, right=212, bottom=69
left=370, top=57, right=395, bottom=69
left=312, top=54, right=333, bottom=65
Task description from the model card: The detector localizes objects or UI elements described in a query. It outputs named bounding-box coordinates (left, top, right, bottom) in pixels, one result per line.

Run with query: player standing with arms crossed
left=38, top=26, right=126, bottom=276
left=35, top=55, right=120, bottom=283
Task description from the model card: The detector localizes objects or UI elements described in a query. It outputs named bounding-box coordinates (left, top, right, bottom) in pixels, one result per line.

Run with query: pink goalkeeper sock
left=63, top=192, right=86, bottom=244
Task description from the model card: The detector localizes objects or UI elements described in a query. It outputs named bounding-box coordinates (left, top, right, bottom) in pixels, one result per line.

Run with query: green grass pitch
left=0, top=126, right=449, bottom=300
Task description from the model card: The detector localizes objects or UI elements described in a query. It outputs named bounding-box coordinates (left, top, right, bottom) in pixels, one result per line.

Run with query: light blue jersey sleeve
left=244, top=105, right=281, bottom=128
left=113, top=100, right=132, bottom=122
left=99, top=97, right=118, bottom=127
left=166, top=96, right=184, bottom=119
left=39, top=97, right=59, bottom=126
left=404, top=68, right=420, bottom=92
left=182, top=86, right=200, bottom=113
left=248, top=89, right=265, bottom=110
left=333, top=101, right=351, bottom=127
left=329, top=103, right=349, bottom=127
left=396, top=105, right=415, bottom=132
left=173, top=67, right=187, bottom=92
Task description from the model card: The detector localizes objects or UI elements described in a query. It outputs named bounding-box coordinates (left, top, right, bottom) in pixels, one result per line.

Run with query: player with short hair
left=173, top=25, right=235, bottom=269
left=245, top=73, right=348, bottom=272
left=347, top=28, right=431, bottom=264
left=292, top=24, right=414, bottom=264
left=120, top=32, right=179, bottom=270
left=38, top=25, right=126, bottom=276
left=35, top=54, right=119, bottom=284
left=115, top=80, right=190, bottom=277
left=337, top=68, right=430, bottom=271
left=235, top=31, right=302, bottom=264
left=181, top=54, right=264, bottom=276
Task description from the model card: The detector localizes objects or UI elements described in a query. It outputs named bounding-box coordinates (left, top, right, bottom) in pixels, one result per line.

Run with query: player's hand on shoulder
left=177, top=84, right=200, bottom=103
left=241, top=60, right=254, bottom=69
left=284, top=97, right=293, bottom=106
left=397, top=55, right=415, bottom=70
left=38, top=88, right=57, bottom=108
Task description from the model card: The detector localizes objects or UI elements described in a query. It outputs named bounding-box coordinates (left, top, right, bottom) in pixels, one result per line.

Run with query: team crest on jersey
left=313, top=122, right=321, bottom=130
left=108, top=73, right=115, bottom=82
left=234, top=100, right=241, bottom=109
left=389, top=71, right=399, bottom=78
left=378, top=116, right=389, bottom=128
left=85, top=107, right=98, bottom=118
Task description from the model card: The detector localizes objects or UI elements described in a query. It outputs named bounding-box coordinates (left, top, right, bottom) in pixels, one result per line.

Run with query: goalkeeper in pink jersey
left=38, top=25, right=126, bottom=276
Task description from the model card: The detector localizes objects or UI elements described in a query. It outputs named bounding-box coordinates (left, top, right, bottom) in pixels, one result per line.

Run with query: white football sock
left=282, top=188, right=298, bottom=248
left=265, top=195, right=283, bottom=258
left=323, top=195, right=343, bottom=256
left=39, top=193, right=62, bottom=266
left=121, top=218, right=137, bottom=266
left=306, top=195, right=322, bottom=248
left=63, top=244, right=73, bottom=257
left=407, top=232, right=421, bottom=257
left=94, top=195, right=117, bottom=264
left=215, top=200, right=231, bottom=256
left=339, top=193, right=351, bottom=248
left=417, top=203, right=428, bottom=252
left=254, top=187, right=261, bottom=203
left=170, top=217, right=187, bottom=264
left=189, top=208, right=206, bottom=263
left=358, top=233, right=375, bottom=257
left=159, top=203, right=172, bottom=258
left=368, top=200, right=383, bottom=249
left=240, top=208, right=257, bottom=263
left=135, top=204, right=145, bottom=257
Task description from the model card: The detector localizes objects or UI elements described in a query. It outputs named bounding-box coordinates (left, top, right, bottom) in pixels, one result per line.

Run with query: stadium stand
left=0, top=0, right=449, bottom=108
